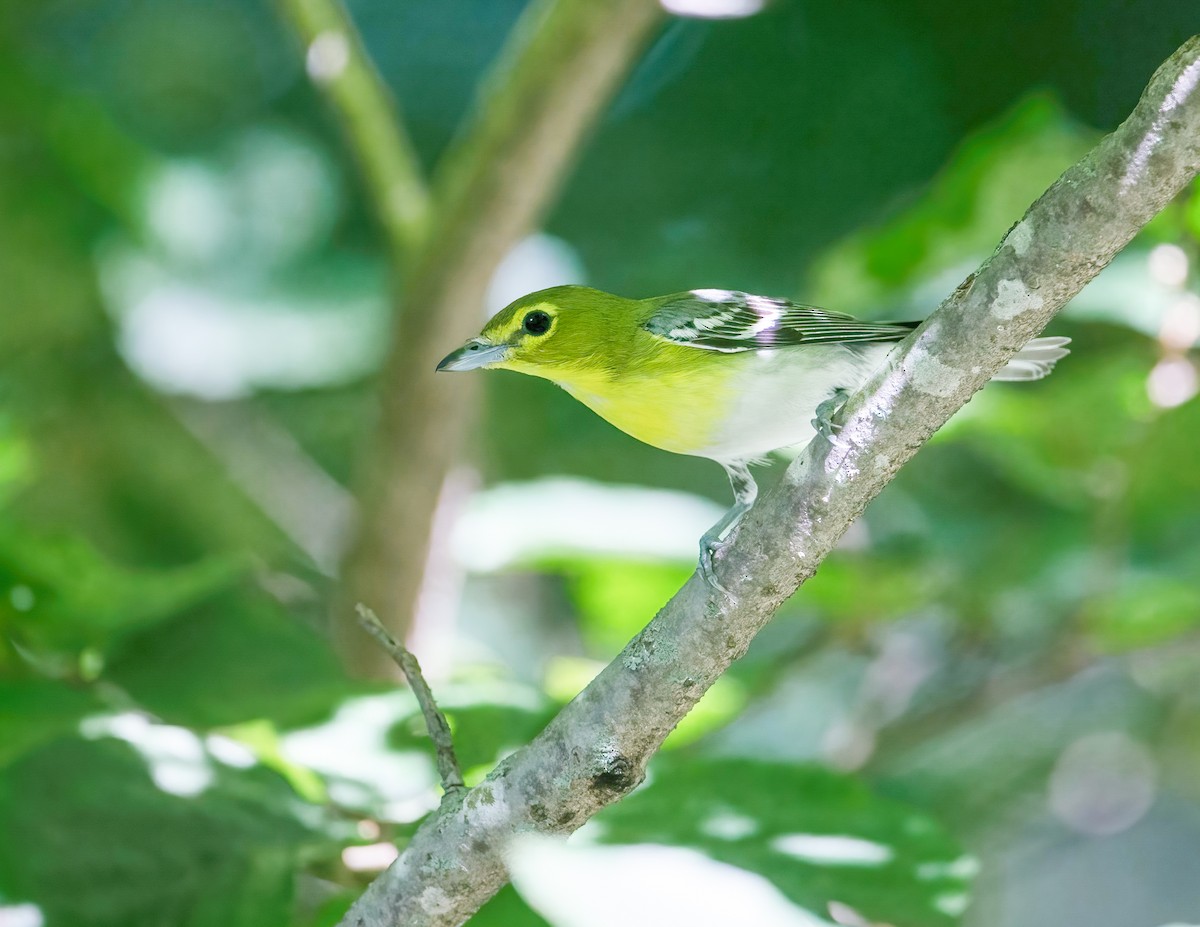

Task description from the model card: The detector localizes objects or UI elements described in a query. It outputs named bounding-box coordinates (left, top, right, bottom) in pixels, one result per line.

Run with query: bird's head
left=436, top=285, right=636, bottom=382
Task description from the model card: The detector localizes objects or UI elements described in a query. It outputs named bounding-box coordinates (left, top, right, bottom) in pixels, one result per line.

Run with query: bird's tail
left=991, top=336, right=1071, bottom=382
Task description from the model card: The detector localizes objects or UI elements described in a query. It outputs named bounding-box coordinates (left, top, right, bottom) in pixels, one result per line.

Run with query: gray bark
left=338, top=35, right=1200, bottom=927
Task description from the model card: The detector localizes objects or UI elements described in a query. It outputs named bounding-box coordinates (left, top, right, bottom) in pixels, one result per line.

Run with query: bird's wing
left=643, top=289, right=917, bottom=353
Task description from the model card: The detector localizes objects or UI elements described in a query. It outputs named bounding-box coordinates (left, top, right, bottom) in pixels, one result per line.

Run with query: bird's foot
left=812, top=388, right=850, bottom=442
left=698, top=467, right=756, bottom=596
left=698, top=531, right=732, bottom=596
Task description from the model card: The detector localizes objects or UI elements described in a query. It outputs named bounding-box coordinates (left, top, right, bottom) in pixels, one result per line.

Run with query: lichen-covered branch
left=276, top=0, right=430, bottom=256
left=334, top=0, right=665, bottom=676
left=337, top=35, right=1200, bottom=927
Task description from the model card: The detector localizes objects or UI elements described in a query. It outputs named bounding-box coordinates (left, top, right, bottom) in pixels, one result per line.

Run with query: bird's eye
left=523, top=310, right=552, bottom=335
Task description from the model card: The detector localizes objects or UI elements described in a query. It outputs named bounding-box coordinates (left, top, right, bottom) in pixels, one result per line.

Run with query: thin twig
left=355, top=604, right=465, bottom=794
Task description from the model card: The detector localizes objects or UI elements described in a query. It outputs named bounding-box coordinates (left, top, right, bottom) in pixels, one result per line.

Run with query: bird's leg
left=699, top=461, right=758, bottom=593
left=812, top=387, right=851, bottom=441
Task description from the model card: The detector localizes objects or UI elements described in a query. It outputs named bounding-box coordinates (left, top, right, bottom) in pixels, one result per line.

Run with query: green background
left=2, top=1, right=1199, bottom=925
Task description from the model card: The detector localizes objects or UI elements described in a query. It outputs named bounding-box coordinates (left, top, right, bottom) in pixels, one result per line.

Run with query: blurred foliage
left=595, top=759, right=970, bottom=927
left=2, top=0, right=1200, bottom=926
left=0, top=528, right=247, bottom=655
left=0, top=736, right=337, bottom=927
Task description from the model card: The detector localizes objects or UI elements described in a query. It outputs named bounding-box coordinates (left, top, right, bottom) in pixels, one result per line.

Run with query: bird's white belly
left=696, top=344, right=889, bottom=462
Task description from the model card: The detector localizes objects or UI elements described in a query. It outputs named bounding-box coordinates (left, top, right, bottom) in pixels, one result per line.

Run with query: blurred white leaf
left=452, top=477, right=726, bottom=571
left=508, top=837, right=835, bottom=927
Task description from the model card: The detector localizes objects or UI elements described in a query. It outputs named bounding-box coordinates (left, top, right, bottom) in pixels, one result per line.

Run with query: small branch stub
left=355, top=604, right=466, bottom=794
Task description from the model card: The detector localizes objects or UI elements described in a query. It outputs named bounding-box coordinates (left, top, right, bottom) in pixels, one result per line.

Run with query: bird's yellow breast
left=551, top=355, right=740, bottom=456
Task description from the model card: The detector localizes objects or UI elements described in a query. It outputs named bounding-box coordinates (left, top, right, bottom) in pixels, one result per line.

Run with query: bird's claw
left=698, top=534, right=732, bottom=595
left=812, top=389, right=850, bottom=442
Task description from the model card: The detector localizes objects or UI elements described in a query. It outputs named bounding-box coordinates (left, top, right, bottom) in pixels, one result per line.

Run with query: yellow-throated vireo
left=437, top=286, right=1069, bottom=590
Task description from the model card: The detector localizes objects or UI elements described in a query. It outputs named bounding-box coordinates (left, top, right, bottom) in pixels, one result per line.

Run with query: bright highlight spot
left=342, top=841, right=400, bottom=872
left=699, top=809, right=759, bottom=841
left=827, top=900, right=872, bottom=926
left=0, top=905, right=44, bottom=927
left=1159, top=293, right=1200, bottom=350
left=307, top=31, right=350, bottom=82
left=933, top=892, right=970, bottom=916
left=9, top=584, right=34, bottom=611
left=1148, top=243, right=1189, bottom=287
left=509, top=839, right=835, bottom=927
left=1147, top=357, right=1198, bottom=408
left=282, top=692, right=440, bottom=822
left=142, top=163, right=231, bottom=265
left=113, top=284, right=383, bottom=398
left=111, top=280, right=385, bottom=399
left=915, top=855, right=980, bottom=881
left=771, top=834, right=894, bottom=866
left=81, top=713, right=213, bottom=796
left=205, top=734, right=258, bottom=769
left=1121, top=56, right=1200, bottom=191
left=487, top=233, right=586, bottom=315
left=691, top=288, right=737, bottom=301
left=452, top=478, right=726, bottom=571
left=103, top=136, right=368, bottom=400
left=1048, top=731, right=1157, bottom=836
left=357, top=819, right=382, bottom=840
left=661, top=0, right=765, bottom=18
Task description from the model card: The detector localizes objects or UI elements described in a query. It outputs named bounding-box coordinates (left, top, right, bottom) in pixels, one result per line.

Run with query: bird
left=436, top=285, right=1070, bottom=591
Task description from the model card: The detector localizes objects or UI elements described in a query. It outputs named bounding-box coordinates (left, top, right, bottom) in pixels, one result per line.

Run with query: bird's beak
left=436, top=337, right=511, bottom=372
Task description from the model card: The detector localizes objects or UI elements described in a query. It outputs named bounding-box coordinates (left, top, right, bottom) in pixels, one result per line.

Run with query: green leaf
left=301, top=890, right=357, bottom=927
left=470, top=884, right=552, bottom=927
left=0, top=527, right=246, bottom=657
left=0, top=736, right=334, bottom=927
left=595, top=759, right=973, bottom=927
left=387, top=687, right=556, bottom=783
left=104, top=592, right=353, bottom=729
left=0, top=678, right=101, bottom=768
left=808, top=94, right=1095, bottom=312
left=1086, top=576, right=1200, bottom=652
left=661, top=675, right=747, bottom=749
left=1127, top=392, right=1200, bottom=551
left=1184, top=177, right=1200, bottom=241
left=0, top=417, right=32, bottom=507
left=798, top=555, right=934, bottom=623
left=569, top=559, right=695, bottom=655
